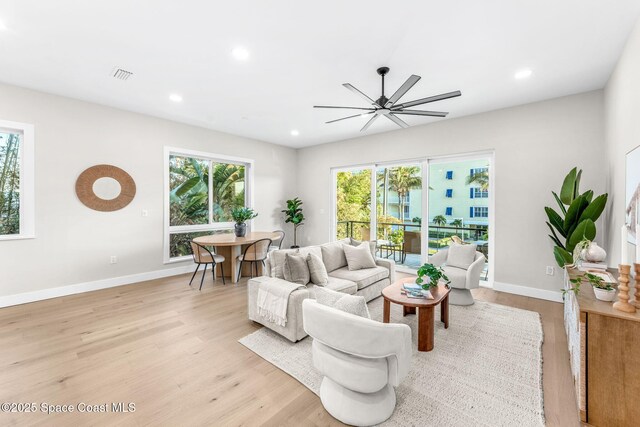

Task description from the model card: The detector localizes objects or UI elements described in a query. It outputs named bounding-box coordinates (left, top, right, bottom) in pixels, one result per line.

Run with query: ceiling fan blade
left=326, top=112, right=374, bottom=124
left=314, top=105, right=376, bottom=110
left=391, top=90, right=462, bottom=110
left=393, top=110, right=448, bottom=117
left=343, top=83, right=376, bottom=105
left=384, top=113, right=410, bottom=129
left=360, top=114, right=380, bottom=131
left=385, top=75, right=421, bottom=107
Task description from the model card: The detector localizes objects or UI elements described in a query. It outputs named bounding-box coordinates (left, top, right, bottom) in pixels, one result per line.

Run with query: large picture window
left=164, top=148, right=253, bottom=262
left=0, top=120, right=34, bottom=240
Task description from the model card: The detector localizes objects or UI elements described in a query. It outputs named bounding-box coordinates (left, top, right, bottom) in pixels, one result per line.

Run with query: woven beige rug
left=240, top=297, right=545, bottom=426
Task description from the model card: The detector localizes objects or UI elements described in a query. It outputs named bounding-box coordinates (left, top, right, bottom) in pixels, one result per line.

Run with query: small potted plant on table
left=231, top=207, right=258, bottom=237
left=415, top=263, right=450, bottom=297
left=585, top=272, right=616, bottom=302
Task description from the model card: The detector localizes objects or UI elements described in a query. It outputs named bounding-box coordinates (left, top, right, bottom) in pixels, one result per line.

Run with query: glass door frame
left=425, top=151, right=495, bottom=286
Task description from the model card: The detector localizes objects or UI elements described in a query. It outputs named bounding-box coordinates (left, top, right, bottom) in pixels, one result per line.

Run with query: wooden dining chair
left=269, top=230, right=285, bottom=251
left=189, top=241, right=226, bottom=290
left=237, top=238, right=272, bottom=282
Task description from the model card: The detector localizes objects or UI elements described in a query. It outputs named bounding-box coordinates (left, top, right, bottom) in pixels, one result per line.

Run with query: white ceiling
left=1, top=0, right=639, bottom=148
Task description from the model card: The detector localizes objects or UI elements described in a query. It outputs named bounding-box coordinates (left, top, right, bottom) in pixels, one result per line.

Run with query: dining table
left=193, top=231, right=280, bottom=283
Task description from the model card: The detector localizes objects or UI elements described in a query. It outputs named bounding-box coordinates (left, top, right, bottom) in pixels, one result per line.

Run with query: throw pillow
left=343, top=242, right=377, bottom=271
left=283, top=253, right=310, bottom=285
left=447, top=243, right=478, bottom=269
left=269, top=249, right=298, bottom=279
left=321, top=242, right=348, bottom=272
left=307, top=253, right=329, bottom=286
left=298, top=245, right=322, bottom=260
left=315, top=286, right=370, bottom=319
left=350, top=237, right=377, bottom=259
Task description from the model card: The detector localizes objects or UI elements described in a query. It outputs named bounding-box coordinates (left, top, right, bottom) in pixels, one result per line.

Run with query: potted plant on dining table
left=231, top=207, right=258, bottom=237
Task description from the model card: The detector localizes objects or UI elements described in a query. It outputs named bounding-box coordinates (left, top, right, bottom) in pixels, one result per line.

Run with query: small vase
left=593, top=287, right=616, bottom=302
left=234, top=223, right=246, bottom=237
left=582, top=242, right=606, bottom=263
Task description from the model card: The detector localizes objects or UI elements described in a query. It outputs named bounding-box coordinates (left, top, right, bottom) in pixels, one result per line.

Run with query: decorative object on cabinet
left=613, top=264, right=636, bottom=313
left=626, top=145, right=640, bottom=245
left=581, top=241, right=607, bottom=262
left=632, top=264, right=640, bottom=309
left=563, top=267, right=640, bottom=425
left=75, top=164, right=136, bottom=212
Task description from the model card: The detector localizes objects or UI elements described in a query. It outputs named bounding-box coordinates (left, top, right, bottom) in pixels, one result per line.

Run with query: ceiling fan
left=314, top=67, right=461, bottom=131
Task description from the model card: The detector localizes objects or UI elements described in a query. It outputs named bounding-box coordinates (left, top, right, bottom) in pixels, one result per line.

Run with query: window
left=470, top=167, right=488, bottom=176
left=164, top=148, right=253, bottom=262
left=445, top=170, right=453, bottom=180
left=470, top=187, right=489, bottom=198
left=470, top=206, right=488, bottom=218
left=0, top=121, right=34, bottom=240
left=445, top=189, right=453, bottom=198
left=445, top=207, right=453, bottom=216
left=403, top=204, right=410, bottom=220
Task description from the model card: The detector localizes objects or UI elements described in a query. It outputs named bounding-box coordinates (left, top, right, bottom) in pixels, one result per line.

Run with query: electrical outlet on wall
left=545, top=266, right=554, bottom=276
left=110, top=256, right=118, bottom=264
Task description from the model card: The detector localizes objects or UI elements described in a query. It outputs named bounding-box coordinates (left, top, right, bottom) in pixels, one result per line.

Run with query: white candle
left=636, top=200, right=640, bottom=264
left=622, top=224, right=629, bottom=265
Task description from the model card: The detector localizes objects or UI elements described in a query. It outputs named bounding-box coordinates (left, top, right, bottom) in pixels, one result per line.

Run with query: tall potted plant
left=231, top=207, right=258, bottom=237
left=282, top=197, right=304, bottom=248
left=545, top=167, right=608, bottom=267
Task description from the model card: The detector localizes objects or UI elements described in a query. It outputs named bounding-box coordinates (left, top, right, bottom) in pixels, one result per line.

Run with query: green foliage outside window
left=0, top=132, right=20, bottom=235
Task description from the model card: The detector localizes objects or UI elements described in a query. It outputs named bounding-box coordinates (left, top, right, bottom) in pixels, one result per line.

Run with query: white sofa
left=302, top=299, right=412, bottom=426
left=247, top=239, right=395, bottom=342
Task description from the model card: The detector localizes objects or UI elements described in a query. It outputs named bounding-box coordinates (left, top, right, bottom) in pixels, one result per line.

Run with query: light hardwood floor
left=0, top=272, right=578, bottom=426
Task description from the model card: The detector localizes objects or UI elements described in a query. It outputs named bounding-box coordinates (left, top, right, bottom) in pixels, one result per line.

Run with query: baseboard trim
left=0, top=265, right=194, bottom=308
left=493, top=281, right=563, bottom=303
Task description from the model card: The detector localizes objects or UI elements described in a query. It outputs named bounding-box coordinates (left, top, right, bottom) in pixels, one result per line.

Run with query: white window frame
left=0, top=120, right=35, bottom=241
left=473, top=206, right=489, bottom=218
left=473, top=187, right=489, bottom=198
left=163, top=147, right=254, bottom=263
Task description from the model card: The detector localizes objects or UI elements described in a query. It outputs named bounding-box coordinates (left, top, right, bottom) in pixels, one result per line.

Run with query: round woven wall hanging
left=75, top=164, right=136, bottom=212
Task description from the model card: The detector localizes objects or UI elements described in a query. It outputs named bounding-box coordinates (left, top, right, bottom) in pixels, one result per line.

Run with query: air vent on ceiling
left=111, top=67, right=133, bottom=81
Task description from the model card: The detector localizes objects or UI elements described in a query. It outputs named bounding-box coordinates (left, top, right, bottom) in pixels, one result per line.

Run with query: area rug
left=239, top=298, right=545, bottom=426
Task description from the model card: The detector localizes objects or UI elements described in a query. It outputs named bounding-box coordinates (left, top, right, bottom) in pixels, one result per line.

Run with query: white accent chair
left=302, top=299, right=412, bottom=426
left=429, top=246, right=486, bottom=306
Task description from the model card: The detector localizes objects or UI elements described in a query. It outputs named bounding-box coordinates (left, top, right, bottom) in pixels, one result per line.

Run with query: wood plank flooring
left=0, top=272, right=578, bottom=426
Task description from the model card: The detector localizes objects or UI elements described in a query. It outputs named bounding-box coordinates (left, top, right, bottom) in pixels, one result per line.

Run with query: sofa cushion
left=447, top=243, right=478, bottom=270
left=321, top=241, right=348, bottom=272
left=329, top=266, right=389, bottom=290
left=444, top=266, right=467, bottom=290
left=270, top=249, right=299, bottom=279
left=283, top=253, right=310, bottom=285
left=325, top=276, right=357, bottom=295
left=314, top=287, right=370, bottom=319
left=350, top=238, right=377, bottom=259
left=343, top=242, right=377, bottom=271
left=307, top=253, right=329, bottom=286
left=299, top=245, right=322, bottom=260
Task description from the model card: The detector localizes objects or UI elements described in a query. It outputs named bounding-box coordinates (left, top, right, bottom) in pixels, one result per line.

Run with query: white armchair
left=430, top=246, right=486, bottom=306
left=302, top=299, right=412, bottom=426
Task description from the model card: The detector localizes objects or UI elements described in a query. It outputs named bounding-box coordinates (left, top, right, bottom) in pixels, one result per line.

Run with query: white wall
left=604, top=16, right=640, bottom=267
left=0, top=83, right=297, bottom=299
left=296, top=91, right=605, bottom=295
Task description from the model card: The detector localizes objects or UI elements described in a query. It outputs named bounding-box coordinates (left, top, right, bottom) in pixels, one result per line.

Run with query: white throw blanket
left=256, top=278, right=305, bottom=327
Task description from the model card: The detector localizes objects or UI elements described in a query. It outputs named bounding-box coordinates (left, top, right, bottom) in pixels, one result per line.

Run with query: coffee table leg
left=403, top=305, right=416, bottom=316
left=383, top=298, right=390, bottom=323
left=441, top=294, right=449, bottom=329
left=418, top=306, right=434, bottom=351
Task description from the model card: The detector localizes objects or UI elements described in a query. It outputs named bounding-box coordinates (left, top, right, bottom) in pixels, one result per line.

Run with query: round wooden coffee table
left=382, top=277, right=451, bottom=352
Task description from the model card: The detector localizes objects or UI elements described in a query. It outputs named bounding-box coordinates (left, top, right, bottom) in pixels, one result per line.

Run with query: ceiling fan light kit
left=314, top=66, right=461, bottom=131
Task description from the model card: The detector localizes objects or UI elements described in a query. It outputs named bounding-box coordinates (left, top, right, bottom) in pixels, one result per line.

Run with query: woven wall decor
left=75, top=164, right=136, bottom=212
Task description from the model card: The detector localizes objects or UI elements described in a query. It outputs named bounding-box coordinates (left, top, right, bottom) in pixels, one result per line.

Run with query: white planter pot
left=593, top=286, right=616, bottom=302
left=581, top=242, right=607, bottom=263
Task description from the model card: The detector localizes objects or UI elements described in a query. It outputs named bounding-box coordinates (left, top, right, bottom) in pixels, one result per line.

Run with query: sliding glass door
left=427, top=156, right=491, bottom=280
left=332, top=153, right=492, bottom=281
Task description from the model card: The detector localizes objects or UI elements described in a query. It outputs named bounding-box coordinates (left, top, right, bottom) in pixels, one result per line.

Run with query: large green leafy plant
left=282, top=197, right=304, bottom=247
left=545, top=168, right=608, bottom=267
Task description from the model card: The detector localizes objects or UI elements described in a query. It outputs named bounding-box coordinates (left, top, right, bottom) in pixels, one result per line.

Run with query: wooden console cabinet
left=563, top=268, right=640, bottom=426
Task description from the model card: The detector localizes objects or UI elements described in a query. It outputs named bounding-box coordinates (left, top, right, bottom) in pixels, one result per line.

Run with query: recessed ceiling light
left=169, top=94, right=183, bottom=102
left=514, top=69, right=533, bottom=80
left=232, top=47, right=250, bottom=61
left=290, top=130, right=299, bottom=136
